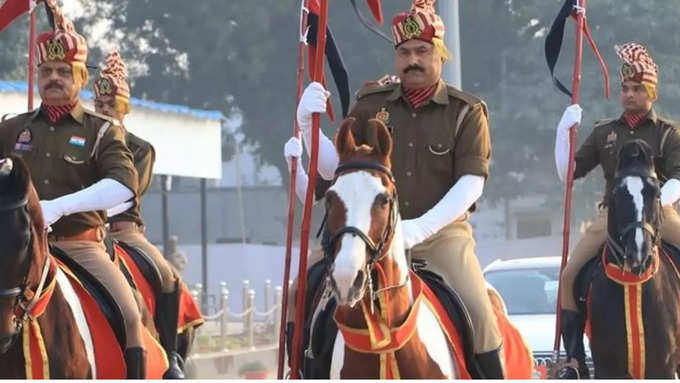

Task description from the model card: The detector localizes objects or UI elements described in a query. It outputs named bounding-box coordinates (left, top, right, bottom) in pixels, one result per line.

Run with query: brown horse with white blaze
left=322, top=118, right=466, bottom=378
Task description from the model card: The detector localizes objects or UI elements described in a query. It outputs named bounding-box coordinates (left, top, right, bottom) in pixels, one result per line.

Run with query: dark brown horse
left=0, top=156, right=91, bottom=378
left=586, top=140, right=680, bottom=378
left=0, top=156, right=168, bottom=378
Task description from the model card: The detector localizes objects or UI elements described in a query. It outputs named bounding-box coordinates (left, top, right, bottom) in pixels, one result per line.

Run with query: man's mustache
left=404, top=65, right=425, bottom=73
left=45, top=82, right=62, bottom=90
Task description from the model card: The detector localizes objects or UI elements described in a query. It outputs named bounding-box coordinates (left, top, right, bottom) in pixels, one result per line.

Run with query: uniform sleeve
left=134, top=142, right=155, bottom=196
left=95, top=123, right=139, bottom=197
left=661, top=127, right=680, bottom=181
left=573, top=128, right=600, bottom=179
left=453, top=103, right=491, bottom=180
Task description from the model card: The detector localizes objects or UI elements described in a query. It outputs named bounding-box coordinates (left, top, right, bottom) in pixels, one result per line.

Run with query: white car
left=483, top=256, right=591, bottom=379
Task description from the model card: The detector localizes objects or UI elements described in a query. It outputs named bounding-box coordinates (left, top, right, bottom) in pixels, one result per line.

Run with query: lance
left=277, top=0, right=309, bottom=378
left=544, top=0, right=609, bottom=368
left=289, top=0, right=328, bottom=378
left=27, top=2, right=36, bottom=110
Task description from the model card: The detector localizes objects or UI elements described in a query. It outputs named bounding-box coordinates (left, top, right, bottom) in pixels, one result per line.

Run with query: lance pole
left=277, top=0, right=309, bottom=378
left=27, top=5, right=36, bottom=110
left=289, top=0, right=328, bottom=378
left=553, top=0, right=586, bottom=365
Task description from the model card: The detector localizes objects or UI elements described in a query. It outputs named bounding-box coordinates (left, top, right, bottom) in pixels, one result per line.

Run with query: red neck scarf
left=42, top=102, right=76, bottom=123
left=624, top=112, right=648, bottom=129
left=402, top=83, right=438, bottom=109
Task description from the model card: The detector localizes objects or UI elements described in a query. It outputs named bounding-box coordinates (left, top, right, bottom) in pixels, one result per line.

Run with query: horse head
left=0, top=156, right=47, bottom=353
left=322, top=117, right=407, bottom=307
left=607, top=140, right=661, bottom=276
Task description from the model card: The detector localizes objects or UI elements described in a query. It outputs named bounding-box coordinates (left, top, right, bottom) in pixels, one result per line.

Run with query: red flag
left=0, top=0, right=33, bottom=32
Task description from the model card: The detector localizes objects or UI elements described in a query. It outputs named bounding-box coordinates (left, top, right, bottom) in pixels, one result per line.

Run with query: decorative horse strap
left=18, top=256, right=58, bottom=379
left=333, top=271, right=470, bottom=379
left=601, top=244, right=661, bottom=379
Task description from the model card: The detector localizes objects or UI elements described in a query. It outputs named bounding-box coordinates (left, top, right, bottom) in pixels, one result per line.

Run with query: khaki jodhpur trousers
left=560, top=205, right=680, bottom=311
left=54, top=239, right=144, bottom=348
left=110, top=227, right=177, bottom=293
left=412, top=219, right=502, bottom=354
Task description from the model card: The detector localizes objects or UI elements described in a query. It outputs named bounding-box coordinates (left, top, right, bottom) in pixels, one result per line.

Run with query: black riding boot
left=124, top=347, right=147, bottom=379
left=157, top=283, right=185, bottom=379
left=473, top=348, right=505, bottom=379
left=558, top=309, right=590, bottom=379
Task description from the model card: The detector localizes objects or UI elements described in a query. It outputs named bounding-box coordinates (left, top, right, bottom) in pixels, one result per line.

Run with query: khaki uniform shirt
left=574, top=108, right=680, bottom=205
left=0, top=103, right=138, bottom=237
left=108, top=131, right=155, bottom=226
left=329, top=79, right=491, bottom=219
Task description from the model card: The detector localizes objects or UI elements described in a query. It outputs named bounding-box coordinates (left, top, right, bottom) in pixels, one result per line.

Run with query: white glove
left=555, top=104, right=582, bottom=182
left=284, top=136, right=303, bottom=171
left=296, top=82, right=338, bottom=180
left=297, top=82, right=330, bottom=134
left=401, top=218, right=430, bottom=250
left=661, top=178, right=680, bottom=206
left=38, top=178, right=133, bottom=229
left=400, top=175, right=485, bottom=249
left=40, top=199, right=66, bottom=227
left=107, top=201, right=134, bottom=217
left=283, top=136, right=312, bottom=203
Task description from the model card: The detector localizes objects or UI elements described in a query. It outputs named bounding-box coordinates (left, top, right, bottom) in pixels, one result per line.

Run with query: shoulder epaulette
left=594, top=118, right=616, bottom=129
left=355, top=81, right=397, bottom=100
left=446, top=85, right=484, bottom=107
left=83, top=107, right=121, bottom=126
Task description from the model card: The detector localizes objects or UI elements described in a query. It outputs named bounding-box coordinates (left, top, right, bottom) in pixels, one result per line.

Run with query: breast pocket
left=424, top=138, right=453, bottom=176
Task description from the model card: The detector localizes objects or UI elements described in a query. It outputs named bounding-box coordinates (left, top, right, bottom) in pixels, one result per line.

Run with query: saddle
left=291, top=258, right=478, bottom=378
left=574, top=240, right=680, bottom=312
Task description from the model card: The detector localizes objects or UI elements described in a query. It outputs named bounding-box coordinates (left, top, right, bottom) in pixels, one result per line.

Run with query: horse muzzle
left=330, top=269, right=367, bottom=307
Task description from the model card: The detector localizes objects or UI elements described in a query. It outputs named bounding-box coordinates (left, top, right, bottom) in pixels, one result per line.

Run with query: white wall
left=0, top=91, right=222, bottom=179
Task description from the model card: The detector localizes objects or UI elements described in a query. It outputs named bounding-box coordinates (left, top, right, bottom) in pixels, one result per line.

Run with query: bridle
left=606, top=171, right=661, bottom=268
left=321, top=161, right=399, bottom=267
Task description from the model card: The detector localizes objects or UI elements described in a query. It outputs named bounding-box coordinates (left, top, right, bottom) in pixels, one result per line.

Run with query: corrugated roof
left=0, top=80, right=225, bottom=120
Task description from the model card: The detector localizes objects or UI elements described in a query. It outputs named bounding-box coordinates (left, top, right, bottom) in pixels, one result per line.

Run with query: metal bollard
left=264, top=279, right=272, bottom=322
left=274, top=286, right=282, bottom=344
left=219, top=282, right=229, bottom=342
left=242, top=280, right=250, bottom=316
left=192, top=284, right=202, bottom=312
left=247, top=289, right=256, bottom=348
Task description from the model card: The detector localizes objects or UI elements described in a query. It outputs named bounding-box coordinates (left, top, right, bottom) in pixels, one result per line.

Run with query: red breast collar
left=602, top=245, right=659, bottom=284
left=334, top=271, right=422, bottom=353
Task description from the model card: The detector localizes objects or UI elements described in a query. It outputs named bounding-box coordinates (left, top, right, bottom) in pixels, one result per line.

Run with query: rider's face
left=395, top=39, right=442, bottom=90
left=621, top=80, right=652, bottom=115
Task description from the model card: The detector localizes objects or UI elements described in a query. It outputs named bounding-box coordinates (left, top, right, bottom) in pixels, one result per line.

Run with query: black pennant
left=544, top=0, right=576, bottom=98
left=308, top=13, right=350, bottom=118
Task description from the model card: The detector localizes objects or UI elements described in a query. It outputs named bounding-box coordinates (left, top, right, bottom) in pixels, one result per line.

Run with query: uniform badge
left=607, top=131, right=617, bottom=143
left=375, top=107, right=390, bottom=125
left=14, top=128, right=33, bottom=152
left=46, top=39, right=66, bottom=61
left=69, top=136, right=86, bottom=147
left=96, top=78, right=113, bottom=95
left=621, top=63, right=636, bottom=80
left=402, top=16, right=423, bottom=39
left=17, top=128, right=32, bottom=144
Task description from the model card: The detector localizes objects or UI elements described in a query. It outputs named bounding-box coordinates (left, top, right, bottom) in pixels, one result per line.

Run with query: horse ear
left=335, top=117, right=358, bottom=157
left=366, top=119, right=392, bottom=159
